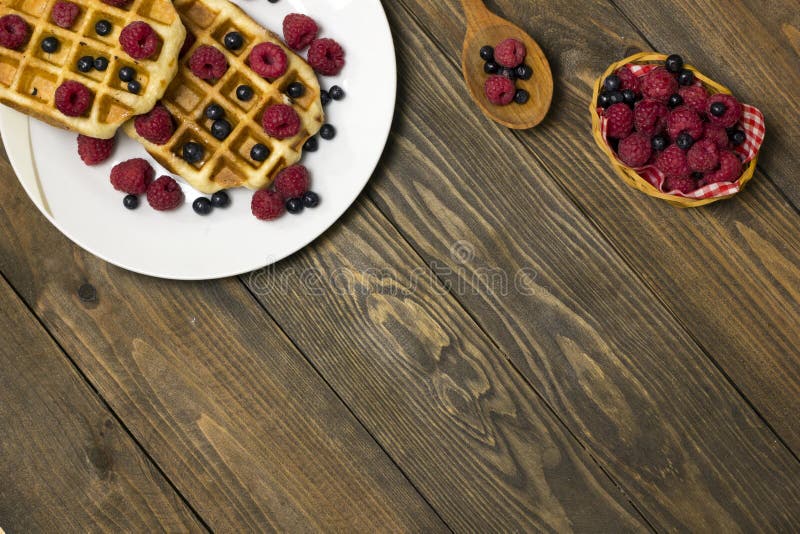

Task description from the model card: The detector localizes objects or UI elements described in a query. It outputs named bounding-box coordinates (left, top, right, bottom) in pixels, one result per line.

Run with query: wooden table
left=2, top=1, right=799, bottom=531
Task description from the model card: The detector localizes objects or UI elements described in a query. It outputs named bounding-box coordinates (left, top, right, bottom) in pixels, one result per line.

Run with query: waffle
left=0, top=0, right=185, bottom=138
left=124, top=0, right=324, bottom=194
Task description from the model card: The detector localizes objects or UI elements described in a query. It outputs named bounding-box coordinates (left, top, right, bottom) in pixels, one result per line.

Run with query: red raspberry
left=678, top=85, right=708, bottom=116
left=604, top=103, right=633, bottom=139
left=641, top=67, right=677, bottom=103
left=702, top=124, right=729, bottom=149
left=55, top=80, right=93, bottom=116
left=618, top=133, right=652, bottom=168
left=494, top=38, right=526, bottom=68
left=686, top=138, right=719, bottom=173
left=262, top=104, right=300, bottom=139
left=664, top=175, right=697, bottom=194
left=656, top=145, right=690, bottom=177
left=119, top=21, right=160, bottom=60
left=307, top=38, right=345, bottom=76
left=251, top=189, right=285, bottom=220
left=707, top=94, right=742, bottom=128
left=633, top=98, right=668, bottom=136
left=101, top=0, right=132, bottom=7
left=0, top=14, right=30, bottom=50
left=484, top=75, right=515, bottom=106
left=667, top=106, right=703, bottom=141
left=248, top=42, right=287, bottom=79
left=282, top=13, right=318, bottom=50
left=77, top=134, right=115, bottom=165
left=147, top=175, right=183, bottom=210
left=616, top=66, right=640, bottom=94
left=134, top=104, right=174, bottom=145
left=179, top=31, right=195, bottom=58
left=50, top=1, right=80, bottom=28
left=110, top=158, right=154, bottom=194
left=189, top=45, right=228, bottom=81
left=704, top=150, right=742, bottom=184
left=274, top=164, right=309, bottom=199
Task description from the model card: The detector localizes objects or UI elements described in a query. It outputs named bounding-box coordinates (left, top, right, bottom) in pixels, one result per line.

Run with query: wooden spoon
left=460, top=0, right=553, bottom=129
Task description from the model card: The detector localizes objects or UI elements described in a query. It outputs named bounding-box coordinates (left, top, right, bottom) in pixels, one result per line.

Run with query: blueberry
left=598, top=93, right=611, bottom=109
left=236, top=84, right=253, bottom=101
left=622, top=89, right=636, bottom=105
left=710, top=102, right=726, bottom=117
left=127, top=80, right=141, bottom=93
left=319, top=124, right=335, bottom=140
left=483, top=61, right=499, bottom=74
left=320, top=89, right=331, bottom=106
left=479, top=45, right=494, bottom=61
left=183, top=142, right=204, bottom=163
left=668, top=93, right=683, bottom=108
left=651, top=135, right=667, bottom=151
left=677, top=69, right=694, bottom=86
left=77, top=56, right=94, bottom=72
left=607, top=90, right=624, bottom=105
left=95, top=19, right=112, bottom=36
left=329, top=85, right=345, bottom=100
left=40, top=36, right=59, bottom=53
left=287, top=82, right=304, bottom=98
left=123, top=194, right=139, bottom=209
left=211, top=191, right=230, bottom=208
left=94, top=57, right=108, bottom=71
left=204, top=103, right=224, bottom=120
left=250, top=142, right=269, bottom=161
left=604, top=74, right=621, bottom=92
left=118, top=66, right=135, bottom=82
left=302, top=191, right=319, bottom=208
left=692, top=171, right=704, bottom=180
left=665, top=54, right=684, bottom=73
left=223, top=31, right=243, bottom=50
left=729, top=129, right=746, bottom=146
left=515, top=64, right=533, bottom=80
left=210, top=119, right=232, bottom=140
left=303, top=136, right=318, bottom=152
left=514, top=89, right=529, bottom=104
left=676, top=132, right=694, bottom=150
left=499, top=67, right=516, bottom=80
left=192, top=197, right=212, bottom=215
left=285, top=197, right=303, bottom=214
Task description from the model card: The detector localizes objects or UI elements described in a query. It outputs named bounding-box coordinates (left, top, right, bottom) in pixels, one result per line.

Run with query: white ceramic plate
left=0, top=0, right=395, bottom=280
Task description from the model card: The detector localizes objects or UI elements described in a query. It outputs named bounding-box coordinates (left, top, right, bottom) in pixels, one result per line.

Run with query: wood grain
left=389, top=0, right=800, bottom=456
left=0, top=277, right=203, bottom=532
left=0, top=146, right=444, bottom=532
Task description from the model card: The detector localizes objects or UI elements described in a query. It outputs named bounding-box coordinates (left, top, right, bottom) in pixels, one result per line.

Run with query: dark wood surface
left=1, top=0, right=799, bottom=531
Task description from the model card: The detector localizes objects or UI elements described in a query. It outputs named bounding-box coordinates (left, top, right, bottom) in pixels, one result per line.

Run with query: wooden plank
left=388, top=0, right=800, bottom=456
left=0, top=150, right=445, bottom=532
left=0, top=277, right=204, bottom=532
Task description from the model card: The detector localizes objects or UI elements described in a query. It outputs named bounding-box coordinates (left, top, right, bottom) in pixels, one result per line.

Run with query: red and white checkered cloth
left=599, top=63, right=766, bottom=199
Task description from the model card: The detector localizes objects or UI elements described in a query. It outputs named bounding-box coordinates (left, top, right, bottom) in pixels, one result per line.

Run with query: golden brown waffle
left=0, top=0, right=185, bottom=138
left=124, top=0, right=323, bottom=194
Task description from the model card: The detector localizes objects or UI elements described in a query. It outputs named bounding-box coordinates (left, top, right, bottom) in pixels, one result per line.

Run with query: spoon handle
left=460, top=0, right=490, bottom=25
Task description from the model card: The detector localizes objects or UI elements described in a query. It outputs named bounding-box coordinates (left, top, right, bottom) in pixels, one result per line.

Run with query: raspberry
left=686, top=138, right=719, bottom=172
left=706, top=94, right=742, bottom=128
left=55, top=80, right=93, bottom=116
left=147, top=175, right=183, bottom=210
left=704, top=150, right=742, bottom=184
left=664, top=175, right=697, bottom=194
left=282, top=13, right=318, bottom=50
left=494, top=38, right=526, bottom=68
left=262, top=104, right=300, bottom=139
left=179, top=31, right=195, bottom=58
left=307, top=38, right=345, bottom=76
left=274, top=164, right=309, bottom=198
left=50, top=1, right=80, bottom=28
left=641, top=67, right=678, bottom=103
left=251, top=189, right=285, bottom=220
left=101, top=0, right=132, bottom=7
left=110, top=158, right=154, bottom=194
left=134, top=104, right=174, bottom=145
left=616, top=66, right=640, bottom=94
left=484, top=75, right=515, bottom=105
left=633, top=99, right=668, bottom=136
left=248, top=42, right=287, bottom=79
left=702, top=124, right=729, bottom=149
left=618, top=133, right=652, bottom=168
left=119, top=21, right=160, bottom=60
left=656, top=145, right=690, bottom=177
left=667, top=106, right=703, bottom=141
left=678, top=85, right=708, bottom=116
left=604, top=103, right=633, bottom=139
left=189, top=45, right=228, bottom=80
left=77, top=134, right=115, bottom=165
left=0, top=14, right=30, bottom=50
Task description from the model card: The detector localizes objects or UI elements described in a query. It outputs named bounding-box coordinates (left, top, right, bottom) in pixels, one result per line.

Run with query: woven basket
left=590, top=52, right=761, bottom=208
